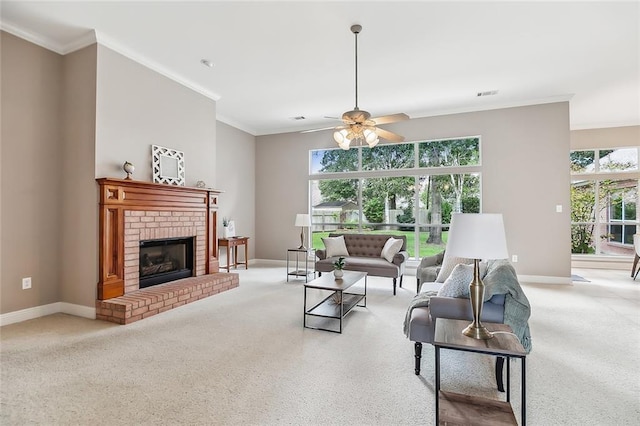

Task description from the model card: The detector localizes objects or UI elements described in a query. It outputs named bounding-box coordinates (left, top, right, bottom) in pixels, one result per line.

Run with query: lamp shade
left=295, top=213, right=311, bottom=227
left=446, top=213, right=508, bottom=260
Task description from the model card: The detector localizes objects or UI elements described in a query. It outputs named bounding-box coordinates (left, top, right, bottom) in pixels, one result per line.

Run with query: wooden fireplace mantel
left=96, top=178, right=221, bottom=300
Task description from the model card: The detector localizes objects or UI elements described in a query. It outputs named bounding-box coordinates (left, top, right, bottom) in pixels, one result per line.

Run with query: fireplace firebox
left=139, top=237, right=194, bottom=289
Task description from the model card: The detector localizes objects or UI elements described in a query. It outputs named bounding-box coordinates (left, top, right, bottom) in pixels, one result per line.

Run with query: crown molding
left=94, top=30, right=221, bottom=102
left=216, top=114, right=257, bottom=136
left=0, top=19, right=221, bottom=102
left=408, top=94, right=575, bottom=123
left=0, top=18, right=68, bottom=54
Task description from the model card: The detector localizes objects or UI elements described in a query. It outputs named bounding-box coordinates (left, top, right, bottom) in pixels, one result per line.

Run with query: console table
left=218, top=237, right=249, bottom=272
left=434, top=319, right=527, bottom=425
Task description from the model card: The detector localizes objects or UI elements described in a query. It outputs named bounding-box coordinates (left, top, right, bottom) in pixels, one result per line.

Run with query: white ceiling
left=1, top=1, right=638, bottom=136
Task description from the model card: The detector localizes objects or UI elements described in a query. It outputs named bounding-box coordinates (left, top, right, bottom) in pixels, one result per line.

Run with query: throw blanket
left=483, top=260, right=532, bottom=353
left=403, top=259, right=532, bottom=353
left=402, top=290, right=438, bottom=337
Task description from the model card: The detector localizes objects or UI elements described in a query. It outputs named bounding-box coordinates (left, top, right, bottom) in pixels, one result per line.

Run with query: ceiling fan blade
left=375, top=127, right=405, bottom=142
left=371, top=113, right=409, bottom=125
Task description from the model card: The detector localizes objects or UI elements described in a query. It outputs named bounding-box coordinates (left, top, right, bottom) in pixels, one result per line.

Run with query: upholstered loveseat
left=315, top=233, right=409, bottom=295
left=405, top=259, right=531, bottom=382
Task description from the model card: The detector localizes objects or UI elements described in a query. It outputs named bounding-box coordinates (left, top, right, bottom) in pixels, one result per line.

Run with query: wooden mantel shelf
left=96, top=178, right=222, bottom=300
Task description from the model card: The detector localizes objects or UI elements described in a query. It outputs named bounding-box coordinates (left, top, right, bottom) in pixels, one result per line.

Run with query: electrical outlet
left=511, top=255, right=518, bottom=263
left=556, top=204, right=563, bottom=213
left=22, top=277, right=32, bottom=290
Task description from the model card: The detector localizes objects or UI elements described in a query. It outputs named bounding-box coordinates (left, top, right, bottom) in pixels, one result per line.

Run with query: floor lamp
left=446, top=213, right=509, bottom=339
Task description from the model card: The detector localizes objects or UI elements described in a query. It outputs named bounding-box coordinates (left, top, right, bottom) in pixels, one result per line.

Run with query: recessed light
left=200, top=59, right=214, bottom=68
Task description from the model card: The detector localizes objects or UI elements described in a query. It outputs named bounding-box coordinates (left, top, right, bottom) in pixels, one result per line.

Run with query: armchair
left=631, top=234, right=640, bottom=279
left=416, top=250, right=445, bottom=293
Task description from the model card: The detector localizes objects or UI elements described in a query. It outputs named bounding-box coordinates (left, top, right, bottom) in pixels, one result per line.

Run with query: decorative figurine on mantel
left=123, top=161, right=135, bottom=180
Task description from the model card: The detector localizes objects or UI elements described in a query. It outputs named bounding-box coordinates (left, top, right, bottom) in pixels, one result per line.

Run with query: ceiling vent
left=290, top=116, right=306, bottom=120
left=477, top=90, right=499, bottom=97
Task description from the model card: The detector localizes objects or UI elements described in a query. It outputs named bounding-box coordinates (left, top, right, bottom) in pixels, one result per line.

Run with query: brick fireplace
left=95, top=178, right=239, bottom=324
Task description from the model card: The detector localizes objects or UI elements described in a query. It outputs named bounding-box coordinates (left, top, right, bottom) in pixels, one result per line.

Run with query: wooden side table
left=434, top=318, right=527, bottom=426
left=218, top=237, right=249, bottom=272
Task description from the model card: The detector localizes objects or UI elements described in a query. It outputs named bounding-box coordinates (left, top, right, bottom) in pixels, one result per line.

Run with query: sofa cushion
left=437, top=263, right=473, bottom=298
left=381, top=237, right=403, bottom=262
left=316, top=256, right=400, bottom=278
left=322, top=235, right=349, bottom=258
left=436, top=255, right=474, bottom=283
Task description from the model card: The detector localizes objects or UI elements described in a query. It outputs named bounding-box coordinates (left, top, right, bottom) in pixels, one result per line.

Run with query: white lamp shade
left=446, top=213, right=509, bottom=260
left=295, top=213, right=311, bottom=227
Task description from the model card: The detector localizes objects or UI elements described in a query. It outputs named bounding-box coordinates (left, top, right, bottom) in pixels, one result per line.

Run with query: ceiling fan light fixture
left=300, top=24, right=407, bottom=148
left=363, top=128, right=378, bottom=145
left=333, top=129, right=348, bottom=144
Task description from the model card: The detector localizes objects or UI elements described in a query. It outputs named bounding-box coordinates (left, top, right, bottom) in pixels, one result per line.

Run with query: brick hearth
left=96, top=273, right=239, bottom=324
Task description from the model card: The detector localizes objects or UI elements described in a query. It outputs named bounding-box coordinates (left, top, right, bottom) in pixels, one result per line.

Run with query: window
left=570, top=148, right=639, bottom=256
left=310, top=137, right=481, bottom=259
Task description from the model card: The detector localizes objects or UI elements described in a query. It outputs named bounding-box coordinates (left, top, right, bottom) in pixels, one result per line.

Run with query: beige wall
left=216, top=121, right=256, bottom=260
left=95, top=45, right=217, bottom=187
left=255, top=102, right=572, bottom=279
left=59, top=44, right=97, bottom=307
left=570, top=125, right=640, bottom=150
left=1, top=32, right=63, bottom=313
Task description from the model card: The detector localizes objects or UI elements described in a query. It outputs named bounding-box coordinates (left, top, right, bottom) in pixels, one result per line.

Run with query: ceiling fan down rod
left=351, top=24, right=362, bottom=111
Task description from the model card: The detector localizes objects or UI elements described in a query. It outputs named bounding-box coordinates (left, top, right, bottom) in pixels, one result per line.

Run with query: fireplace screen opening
left=139, top=237, right=194, bottom=288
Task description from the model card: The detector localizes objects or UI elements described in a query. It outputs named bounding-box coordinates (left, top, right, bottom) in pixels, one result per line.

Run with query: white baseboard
left=60, top=302, right=96, bottom=320
left=0, top=302, right=96, bottom=327
left=518, top=275, right=572, bottom=285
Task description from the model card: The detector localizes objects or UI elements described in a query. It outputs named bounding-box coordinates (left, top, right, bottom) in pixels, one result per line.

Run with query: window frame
left=309, top=137, right=482, bottom=259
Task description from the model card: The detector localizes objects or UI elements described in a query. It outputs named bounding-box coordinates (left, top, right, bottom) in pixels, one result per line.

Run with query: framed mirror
left=152, top=144, right=185, bottom=185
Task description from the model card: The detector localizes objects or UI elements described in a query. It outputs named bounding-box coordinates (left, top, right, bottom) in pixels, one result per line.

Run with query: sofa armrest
left=316, top=249, right=326, bottom=260
left=429, top=296, right=473, bottom=321
left=393, top=250, right=409, bottom=266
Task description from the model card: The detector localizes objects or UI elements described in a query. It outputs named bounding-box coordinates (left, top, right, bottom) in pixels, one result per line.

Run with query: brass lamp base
left=462, top=323, right=494, bottom=339
left=298, top=228, right=306, bottom=250
left=462, top=259, right=494, bottom=340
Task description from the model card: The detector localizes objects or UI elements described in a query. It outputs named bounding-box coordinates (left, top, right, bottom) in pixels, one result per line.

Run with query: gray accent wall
left=255, top=103, right=572, bottom=279
left=216, top=121, right=256, bottom=260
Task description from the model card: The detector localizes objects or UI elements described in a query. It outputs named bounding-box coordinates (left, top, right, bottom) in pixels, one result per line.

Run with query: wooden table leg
left=226, top=245, right=231, bottom=272
left=244, top=240, right=248, bottom=269
left=632, top=253, right=639, bottom=278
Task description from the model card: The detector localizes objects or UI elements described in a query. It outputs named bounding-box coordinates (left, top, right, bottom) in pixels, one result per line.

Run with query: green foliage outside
left=312, top=230, right=448, bottom=258
left=570, top=183, right=596, bottom=253
left=363, top=198, right=384, bottom=224
left=462, top=196, right=480, bottom=213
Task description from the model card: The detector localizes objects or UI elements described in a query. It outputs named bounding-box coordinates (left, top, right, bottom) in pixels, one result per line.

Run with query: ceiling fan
left=302, top=24, right=409, bottom=150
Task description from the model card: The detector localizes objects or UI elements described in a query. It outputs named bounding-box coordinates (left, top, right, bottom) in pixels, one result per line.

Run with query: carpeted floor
left=1, top=265, right=638, bottom=425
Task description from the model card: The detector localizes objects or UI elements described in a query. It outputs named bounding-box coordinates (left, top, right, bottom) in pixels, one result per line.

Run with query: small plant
left=222, top=217, right=230, bottom=227
left=333, top=256, right=346, bottom=270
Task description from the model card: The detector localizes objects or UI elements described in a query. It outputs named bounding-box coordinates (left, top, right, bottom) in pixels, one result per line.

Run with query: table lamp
left=295, top=214, right=311, bottom=250
left=446, top=213, right=509, bottom=339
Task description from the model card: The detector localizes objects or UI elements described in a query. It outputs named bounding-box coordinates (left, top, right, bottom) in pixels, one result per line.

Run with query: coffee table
left=303, top=271, right=367, bottom=333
